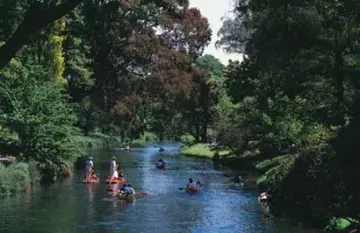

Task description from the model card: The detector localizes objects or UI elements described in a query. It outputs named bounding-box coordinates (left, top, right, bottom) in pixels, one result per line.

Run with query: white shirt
left=86, top=160, right=93, bottom=170
left=110, top=160, right=116, bottom=169
left=112, top=170, right=119, bottom=178
left=188, top=182, right=197, bottom=190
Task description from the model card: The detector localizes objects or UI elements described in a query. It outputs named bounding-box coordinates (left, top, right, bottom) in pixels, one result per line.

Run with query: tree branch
left=0, top=0, right=83, bottom=70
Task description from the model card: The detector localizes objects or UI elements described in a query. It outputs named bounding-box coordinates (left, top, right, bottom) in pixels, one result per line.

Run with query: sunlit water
left=0, top=144, right=319, bottom=233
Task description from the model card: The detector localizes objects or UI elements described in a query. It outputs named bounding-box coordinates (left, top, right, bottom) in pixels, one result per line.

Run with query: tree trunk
left=334, top=50, right=345, bottom=126
left=195, top=124, right=200, bottom=142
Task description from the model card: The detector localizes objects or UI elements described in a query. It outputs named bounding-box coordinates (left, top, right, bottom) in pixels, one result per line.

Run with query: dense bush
left=180, top=133, right=196, bottom=146
left=0, top=163, right=30, bottom=195
left=0, top=62, right=84, bottom=182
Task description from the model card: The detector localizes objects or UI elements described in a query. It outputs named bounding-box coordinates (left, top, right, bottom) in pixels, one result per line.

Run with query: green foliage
left=324, top=217, right=353, bottom=232
left=196, top=54, right=224, bottom=77
left=0, top=163, right=30, bottom=196
left=0, top=64, right=84, bottom=179
left=131, top=132, right=158, bottom=147
left=180, top=133, right=196, bottom=146
left=215, top=0, right=360, bottom=227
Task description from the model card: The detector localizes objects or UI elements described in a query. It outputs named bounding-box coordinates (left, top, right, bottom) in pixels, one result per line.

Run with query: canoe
left=118, top=194, right=135, bottom=201
left=186, top=187, right=200, bottom=194
left=156, top=164, right=165, bottom=170
left=106, top=177, right=126, bottom=184
left=83, top=177, right=99, bottom=183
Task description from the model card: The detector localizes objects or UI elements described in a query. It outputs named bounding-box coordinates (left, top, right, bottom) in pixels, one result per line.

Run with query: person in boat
left=159, top=147, right=165, bottom=152
left=110, top=157, right=117, bottom=175
left=124, top=183, right=135, bottom=197
left=108, top=167, right=120, bottom=186
left=119, top=183, right=135, bottom=197
left=85, top=156, right=94, bottom=178
left=118, top=168, right=124, bottom=177
left=258, top=192, right=268, bottom=203
left=187, top=178, right=198, bottom=190
left=156, top=159, right=165, bottom=168
left=112, top=167, right=119, bottom=178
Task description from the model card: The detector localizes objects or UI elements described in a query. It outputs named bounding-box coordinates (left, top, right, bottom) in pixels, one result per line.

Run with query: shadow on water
left=0, top=143, right=320, bottom=233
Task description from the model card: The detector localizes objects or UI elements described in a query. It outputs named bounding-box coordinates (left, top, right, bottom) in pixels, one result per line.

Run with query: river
left=0, top=144, right=319, bottom=233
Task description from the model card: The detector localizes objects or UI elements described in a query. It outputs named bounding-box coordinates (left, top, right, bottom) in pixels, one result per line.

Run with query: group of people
left=108, top=157, right=135, bottom=197
left=85, top=156, right=203, bottom=196
left=84, top=156, right=135, bottom=197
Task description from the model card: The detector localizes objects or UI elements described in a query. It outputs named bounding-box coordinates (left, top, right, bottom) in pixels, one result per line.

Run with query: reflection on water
left=0, top=144, right=317, bottom=233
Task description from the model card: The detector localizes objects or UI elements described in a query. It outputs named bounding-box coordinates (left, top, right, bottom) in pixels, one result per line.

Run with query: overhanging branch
left=0, top=0, right=83, bottom=70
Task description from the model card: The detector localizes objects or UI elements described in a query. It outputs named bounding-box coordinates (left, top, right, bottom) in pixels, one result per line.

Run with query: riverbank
left=180, top=143, right=260, bottom=171
left=0, top=162, right=41, bottom=196
left=180, top=143, right=259, bottom=189
left=75, top=132, right=158, bottom=149
left=180, top=143, right=360, bottom=232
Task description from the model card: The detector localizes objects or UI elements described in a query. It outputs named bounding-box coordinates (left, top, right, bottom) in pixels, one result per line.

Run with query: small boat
left=156, top=164, right=165, bottom=170
left=83, top=177, right=99, bottom=183
left=159, top=147, right=165, bottom=152
left=106, top=177, right=126, bottom=184
left=118, top=193, right=135, bottom=201
left=186, top=187, right=200, bottom=194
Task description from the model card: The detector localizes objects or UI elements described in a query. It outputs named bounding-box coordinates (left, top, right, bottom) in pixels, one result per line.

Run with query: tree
left=0, top=60, right=82, bottom=179
left=0, top=0, right=190, bottom=70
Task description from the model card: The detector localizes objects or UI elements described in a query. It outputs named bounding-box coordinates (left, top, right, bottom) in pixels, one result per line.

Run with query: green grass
left=325, top=217, right=357, bottom=232
left=180, top=143, right=231, bottom=159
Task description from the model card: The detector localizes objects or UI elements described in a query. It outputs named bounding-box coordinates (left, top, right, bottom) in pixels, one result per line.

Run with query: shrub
left=0, top=163, right=31, bottom=196
left=0, top=73, right=84, bottom=180
left=180, top=133, right=196, bottom=146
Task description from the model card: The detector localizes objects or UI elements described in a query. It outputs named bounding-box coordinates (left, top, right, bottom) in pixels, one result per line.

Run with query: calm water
left=0, top=144, right=319, bottom=233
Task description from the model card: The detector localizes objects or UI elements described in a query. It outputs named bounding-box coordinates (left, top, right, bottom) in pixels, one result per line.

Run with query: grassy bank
left=180, top=143, right=231, bottom=159
left=180, top=143, right=262, bottom=170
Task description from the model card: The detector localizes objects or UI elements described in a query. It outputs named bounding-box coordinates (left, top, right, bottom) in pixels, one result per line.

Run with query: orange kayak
left=106, top=177, right=126, bottom=184
left=186, top=187, right=200, bottom=194
left=83, top=177, right=99, bottom=183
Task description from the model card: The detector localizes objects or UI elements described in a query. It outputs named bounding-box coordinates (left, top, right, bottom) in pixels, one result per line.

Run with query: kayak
left=83, top=177, right=99, bottom=183
left=118, top=194, right=135, bottom=201
left=186, top=187, right=200, bottom=194
left=106, top=177, right=126, bottom=184
left=156, top=164, right=165, bottom=170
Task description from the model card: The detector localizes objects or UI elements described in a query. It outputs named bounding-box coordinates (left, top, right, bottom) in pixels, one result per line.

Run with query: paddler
left=122, top=183, right=135, bottom=197
left=108, top=166, right=119, bottom=186
left=186, top=178, right=197, bottom=190
left=109, top=157, right=117, bottom=175
left=85, top=156, right=94, bottom=178
left=156, top=158, right=165, bottom=168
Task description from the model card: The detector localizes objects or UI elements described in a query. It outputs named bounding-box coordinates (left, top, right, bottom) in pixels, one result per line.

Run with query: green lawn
left=180, top=143, right=231, bottom=159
